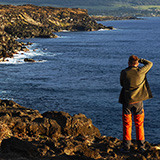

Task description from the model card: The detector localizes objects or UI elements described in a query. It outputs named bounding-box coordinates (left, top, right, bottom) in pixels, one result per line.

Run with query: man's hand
left=138, top=58, right=143, bottom=63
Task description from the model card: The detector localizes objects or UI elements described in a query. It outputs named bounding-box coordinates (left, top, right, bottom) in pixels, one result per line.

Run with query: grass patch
left=133, top=5, right=160, bottom=10
left=113, top=2, right=132, bottom=9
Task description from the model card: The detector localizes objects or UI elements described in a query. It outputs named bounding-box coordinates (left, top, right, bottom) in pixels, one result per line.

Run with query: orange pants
left=122, top=101, right=145, bottom=148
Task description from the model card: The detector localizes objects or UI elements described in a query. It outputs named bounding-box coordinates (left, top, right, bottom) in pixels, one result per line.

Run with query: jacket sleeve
left=138, top=59, right=153, bottom=74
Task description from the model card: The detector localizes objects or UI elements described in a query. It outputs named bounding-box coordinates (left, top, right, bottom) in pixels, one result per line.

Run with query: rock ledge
left=0, top=99, right=159, bottom=160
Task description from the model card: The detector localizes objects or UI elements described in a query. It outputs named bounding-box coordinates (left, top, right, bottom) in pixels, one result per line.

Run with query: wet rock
left=21, top=46, right=29, bottom=52
left=107, top=26, right=114, bottom=30
left=0, top=28, right=31, bottom=59
left=27, top=42, right=33, bottom=45
left=24, top=58, right=36, bottom=62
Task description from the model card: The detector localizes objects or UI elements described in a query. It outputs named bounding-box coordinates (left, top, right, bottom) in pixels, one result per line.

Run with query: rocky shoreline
left=0, top=4, right=112, bottom=60
left=91, top=16, right=141, bottom=21
left=0, top=99, right=159, bottom=160
left=0, top=5, right=160, bottom=159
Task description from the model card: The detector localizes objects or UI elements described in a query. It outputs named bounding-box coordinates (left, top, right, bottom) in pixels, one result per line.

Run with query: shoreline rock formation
left=0, top=99, right=159, bottom=160
left=91, top=15, right=141, bottom=21
left=0, top=4, right=112, bottom=59
left=0, top=28, right=29, bottom=60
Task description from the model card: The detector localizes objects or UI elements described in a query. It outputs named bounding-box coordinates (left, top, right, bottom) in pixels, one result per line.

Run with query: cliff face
left=0, top=4, right=109, bottom=59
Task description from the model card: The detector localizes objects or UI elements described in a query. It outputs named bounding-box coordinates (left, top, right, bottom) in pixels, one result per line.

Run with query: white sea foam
left=61, top=30, right=70, bottom=32
left=1, top=50, right=63, bottom=64
left=0, top=41, right=65, bottom=64
left=0, top=44, right=46, bottom=64
left=0, top=90, right=14, bottom=100
left=98, top=29, right=109, bottom=31
left=57, top=36, right=69, bottom=39
left=1, top=51, right=34, bottom=64
left=98, top=28, right=117, bottom=31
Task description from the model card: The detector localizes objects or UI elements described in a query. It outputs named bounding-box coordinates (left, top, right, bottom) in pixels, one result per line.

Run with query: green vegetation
left=133, top=5, right=160, bottom=10
left=1, top=0, right=160, bottom=16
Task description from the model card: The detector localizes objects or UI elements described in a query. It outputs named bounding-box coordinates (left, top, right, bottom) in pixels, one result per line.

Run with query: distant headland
left=0, top=4, right=113, bottom=61
left=91, top=15, right=141, bottom=21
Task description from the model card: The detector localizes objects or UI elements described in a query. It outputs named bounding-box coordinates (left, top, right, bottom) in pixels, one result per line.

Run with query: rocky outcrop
left=0, top=100, right=100, bottom=139
left=2, top=4, right=109, bottom=33
left=0, top=4, right=111, bottom=58
left=0, top=29, right=28, bottom=58
left=91, top=15, right=141, bottom=21
left=0, top=99, right=159, bottom=160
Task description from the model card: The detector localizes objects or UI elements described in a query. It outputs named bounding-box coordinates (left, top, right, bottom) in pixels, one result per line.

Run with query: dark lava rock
left=0, top=99, right=159, bottom=160
left=42, top=111, right=101, bottom=137
left=24, top=58, right=36, bottom=62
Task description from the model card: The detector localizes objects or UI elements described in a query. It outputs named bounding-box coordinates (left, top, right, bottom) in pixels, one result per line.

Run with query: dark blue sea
left=1, top=17, right=160, bottom=144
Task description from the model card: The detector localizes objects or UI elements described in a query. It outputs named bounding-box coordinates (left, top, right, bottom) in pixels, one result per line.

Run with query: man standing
left=119, top=55, right=153, bottom=152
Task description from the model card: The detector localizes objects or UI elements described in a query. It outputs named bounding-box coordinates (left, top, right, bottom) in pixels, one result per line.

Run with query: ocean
left=1, top=17, right=160, bottom=144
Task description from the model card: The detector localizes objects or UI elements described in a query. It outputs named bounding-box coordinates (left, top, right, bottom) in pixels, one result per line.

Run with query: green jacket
left=119, top=59, right=153, bottom=104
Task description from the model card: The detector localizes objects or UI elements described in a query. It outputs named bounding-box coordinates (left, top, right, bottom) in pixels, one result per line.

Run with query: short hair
left=128, top=55, right=139, bottom=65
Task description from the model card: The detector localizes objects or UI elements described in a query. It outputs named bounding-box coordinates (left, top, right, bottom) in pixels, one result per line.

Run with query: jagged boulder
left=29, top=117, right=61, bottom=137
left=42, top=111, right=101, bottom=137
left=0, top=99, right=100, bottom=139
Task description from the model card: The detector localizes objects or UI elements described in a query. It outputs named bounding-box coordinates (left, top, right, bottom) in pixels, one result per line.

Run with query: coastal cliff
left=0, top=99, right=159, bottom=160
left=0, top=4, right=110, bottom=59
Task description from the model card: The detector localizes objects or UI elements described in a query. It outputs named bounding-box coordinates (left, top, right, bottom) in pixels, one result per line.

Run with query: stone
left=42, top=111, right=101, bottom=137
left=29, top=118, right=61, bottom=137
left=24, top=58, right=36, bottom=62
